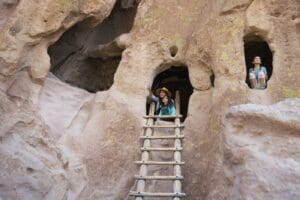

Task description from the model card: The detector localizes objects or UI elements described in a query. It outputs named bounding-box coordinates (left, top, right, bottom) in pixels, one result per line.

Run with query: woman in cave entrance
left=147, top=87, right=176, bottom=116
left=248, top=56, right=268, bottom=89
left=159, top=95, right=176, bottom=116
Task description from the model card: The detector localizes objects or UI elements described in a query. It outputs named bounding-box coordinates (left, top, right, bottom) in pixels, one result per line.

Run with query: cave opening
left=147, top=66, right=193, bottom=122
left=47, top=0, right=139, bottom=92
left=244, top=35, right=273, bottom=88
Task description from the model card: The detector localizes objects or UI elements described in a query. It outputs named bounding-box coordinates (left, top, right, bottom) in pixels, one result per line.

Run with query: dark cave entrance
left=244, top=35, right=273, bottom=88
left=47, top=0, right=139, bottom=92
left=147, top=66, right=193, bottom=122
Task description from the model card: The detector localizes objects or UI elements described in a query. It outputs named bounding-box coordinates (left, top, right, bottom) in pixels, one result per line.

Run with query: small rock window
left=244, top=35, right=273, bottom=89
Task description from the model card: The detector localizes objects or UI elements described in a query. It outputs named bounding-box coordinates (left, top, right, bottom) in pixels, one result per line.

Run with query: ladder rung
left=144, top=115, right=182, bottom=119
left=143, top=125, right=184, bottom=128
left=140, top=135, right=184, bottom=140
left=129, top=191, right=186, bottom=197
left=134, top=175, right=184, bottom=180
left=141, top=147, right=183, bottom=151
left=135, top=161, right=184, bottom=165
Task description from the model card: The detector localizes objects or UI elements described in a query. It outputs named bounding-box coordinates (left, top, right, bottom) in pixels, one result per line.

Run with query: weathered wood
left=135, top=161, right=185, bottom=165
left=136, top=102, right=155, bottom=200
left=132, top=91, right=186, bottom=199
left=143, top=115, right=183, bottom=119
left=174, top=90, right=183, bottom=200
left=141, top=147, right=183, bottom=151
left=129, top=191, right=186, bottom=197
left=140, top=135, right=184, bottom=140
left=134, top=175, right=184, bottom=180
left=143, top=124, right=184, bottom=128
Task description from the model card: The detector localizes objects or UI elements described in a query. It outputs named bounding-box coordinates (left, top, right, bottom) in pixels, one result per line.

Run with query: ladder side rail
left=174, top=90, right=183, bottom=200
left=136, top=102, right=155, bottom=200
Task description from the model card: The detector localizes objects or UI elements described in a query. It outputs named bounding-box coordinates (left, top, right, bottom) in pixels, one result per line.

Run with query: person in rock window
left=248, top=56, right=268, bottom=89
left=158, top=95, right=176, bottom=116
left=147, top=87, right=174, bottom=115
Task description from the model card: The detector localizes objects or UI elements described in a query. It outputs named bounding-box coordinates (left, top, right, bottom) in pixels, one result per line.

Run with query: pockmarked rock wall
left=224, top=99, right=300, bottom=200
left=0, top=0, right=299, bottom=199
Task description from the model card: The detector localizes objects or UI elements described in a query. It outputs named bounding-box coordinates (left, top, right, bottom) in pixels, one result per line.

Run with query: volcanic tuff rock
left=0, top=0, right=299, bottom=199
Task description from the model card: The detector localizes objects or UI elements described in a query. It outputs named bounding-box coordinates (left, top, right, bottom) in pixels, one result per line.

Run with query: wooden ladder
left=129, top=91, right=186, bottom=199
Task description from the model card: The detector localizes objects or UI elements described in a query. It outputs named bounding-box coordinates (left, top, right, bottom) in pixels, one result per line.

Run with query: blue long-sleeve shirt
left=148, top=94, right=175, bottom=113
left=158, top=104, right=176, bottom=116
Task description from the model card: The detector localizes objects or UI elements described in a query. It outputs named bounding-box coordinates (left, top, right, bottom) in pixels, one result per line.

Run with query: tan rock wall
left=0, top=0, right=299, bottom=199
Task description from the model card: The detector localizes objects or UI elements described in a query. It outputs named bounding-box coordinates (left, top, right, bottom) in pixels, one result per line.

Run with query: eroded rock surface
left=48, top=1, right=138, bottom=92
left=224, top=99, right=300, bottom=200
left=0, top=0, right=299, bottom=199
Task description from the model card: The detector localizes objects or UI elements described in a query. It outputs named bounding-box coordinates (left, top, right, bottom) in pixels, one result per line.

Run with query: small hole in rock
left=26, top=167, right=34, bottom=173
left=169, top=46, right=178, bottom=57
left=210, top=72, right=215, bottom=87
left=63, top=162, right=69, bottom=169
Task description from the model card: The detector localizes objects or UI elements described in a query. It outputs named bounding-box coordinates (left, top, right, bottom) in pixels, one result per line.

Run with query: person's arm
left=151, top=94, right=159, bottom=102
left=146, top=87, right=159, bottom=103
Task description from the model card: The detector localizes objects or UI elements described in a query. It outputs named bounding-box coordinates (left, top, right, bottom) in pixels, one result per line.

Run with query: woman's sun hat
left=155, top=87, right=172, bottom=96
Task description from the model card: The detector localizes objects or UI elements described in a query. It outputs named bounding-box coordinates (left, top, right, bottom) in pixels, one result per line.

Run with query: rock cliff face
left=0, top=0, right=299, bottom=199
left=224, top=99, right=300, bottom=200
